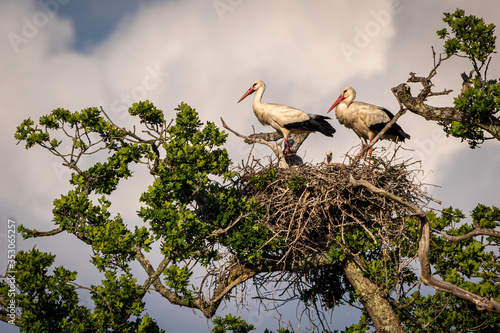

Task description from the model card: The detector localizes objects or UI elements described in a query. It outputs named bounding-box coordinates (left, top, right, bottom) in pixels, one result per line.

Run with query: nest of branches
left=237, top=157, right=430, bottom=268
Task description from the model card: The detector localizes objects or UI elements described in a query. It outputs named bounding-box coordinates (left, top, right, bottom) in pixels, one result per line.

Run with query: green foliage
left=163, top=265, right=195, bottom=304
left=287, top=175, right=308, bottom=191
left=74, top=143, right=150, bottom=194
left=15, top=107, right=127, bottom=151
left=442, top=78, right=500, bottom=147
left=136, top=314, right=165, bottom=333
left=129, top=100, right=165, bottom=126
left=343, top=314, right=370, bottom=333
left=1, top=249, right=164, bottom=332
left=472, top=203, right=500, bottom=229
left=428, top=206, right=500, bottom=284
left=436, top=9, right=500, bottom=148
left=1, top=249, right=90, bottom=333
left=15, top=118, right=50, bottom=149
left=327, top=245, right=346, bottom=265
left=401, top=291, right=500, bottom=333
left=91, top=270, right=146, bottom=330
left=264, top=329, right=295, bottom=333
left=437, top=9, right=496, bottom=63
left=248, top=167, right=277, bottom=190
left=211, top=314, right=255, bottom=333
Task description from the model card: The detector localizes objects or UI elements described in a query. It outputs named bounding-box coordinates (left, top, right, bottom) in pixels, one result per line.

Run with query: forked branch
left=220, top=117, right=306, bottom=168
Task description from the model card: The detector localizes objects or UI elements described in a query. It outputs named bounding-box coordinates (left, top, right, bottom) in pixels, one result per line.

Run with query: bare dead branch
left=245, top=131, right=283, bottom=143
left=220, top=117, right=288, bottom=168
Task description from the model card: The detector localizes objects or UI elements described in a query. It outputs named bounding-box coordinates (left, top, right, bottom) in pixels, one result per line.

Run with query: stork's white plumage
left=327, top=87, right=410, bottom=159
left=238, top=80, right=336, bottom=154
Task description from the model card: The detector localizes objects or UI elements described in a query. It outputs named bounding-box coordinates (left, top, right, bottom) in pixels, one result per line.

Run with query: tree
left=1, top=8, right=500, bottom=333
left=3, top=102, right=284, bottom=332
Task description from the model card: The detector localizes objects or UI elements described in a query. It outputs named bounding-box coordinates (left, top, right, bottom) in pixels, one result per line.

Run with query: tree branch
left=349, top=175, right=500, bottom=313
left=26, top=227, right=64, bottom=237
left=431, top=227, right=500, bottom=242
left=133, top=247, right=171, bottom=291
left=220, top=117, right=307, bottom=168
left=133, top=247, right=201, bottom=311
left=392, top=83, right=500, bottom=141
left=220, top=117, right=287, bottom=167
left=244, top=131, right=282, bottom=143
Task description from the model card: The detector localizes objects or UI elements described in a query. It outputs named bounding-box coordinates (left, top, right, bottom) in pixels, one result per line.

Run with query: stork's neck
left=251, top=86, right=267, bottom=117
left=252, top=86, right=265, bottom=109
left=343, top=94, right=355, bottom=107
left=335, top=96, right=354, bottom=125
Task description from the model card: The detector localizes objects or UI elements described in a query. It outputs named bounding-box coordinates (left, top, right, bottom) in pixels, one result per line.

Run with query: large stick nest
left=237, top=157, right=431, bottom=267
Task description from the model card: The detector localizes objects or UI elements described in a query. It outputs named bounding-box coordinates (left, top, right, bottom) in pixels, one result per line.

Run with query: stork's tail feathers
left=371, top=108, right=410, bottom=142
left=382, top=123, right=410, bottom=142
left=283, top=114, right=336, bottom=137
left=395, top=125, right=411, bottom=142
left=370, top=122, right=410, bottom=142
left=314, top=115, right=337, bottom=137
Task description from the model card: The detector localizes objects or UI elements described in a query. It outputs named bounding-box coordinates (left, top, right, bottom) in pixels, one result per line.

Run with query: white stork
left=238, top=80, right=336, bottom=155
left=327, top=87, right=410, bottom=159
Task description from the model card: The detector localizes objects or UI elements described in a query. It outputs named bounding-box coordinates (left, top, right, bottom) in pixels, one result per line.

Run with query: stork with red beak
left=327, top=87, right=410, bottom=159
left=238, top=80, right=336, bottom=155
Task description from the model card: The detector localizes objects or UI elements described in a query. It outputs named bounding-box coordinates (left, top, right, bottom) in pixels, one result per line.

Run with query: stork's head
left=237, top=80, right=265, bottom=103
left=327, top=87, right=355, bottom=113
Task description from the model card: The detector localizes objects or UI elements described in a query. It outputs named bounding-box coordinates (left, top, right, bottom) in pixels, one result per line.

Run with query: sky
left=1, top=0, right=500, bottom=332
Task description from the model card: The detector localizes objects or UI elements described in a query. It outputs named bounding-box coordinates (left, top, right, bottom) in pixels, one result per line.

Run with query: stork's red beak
left=237, top=87, right=255, bottom=103
left=327, top=95, right=345, bottom=113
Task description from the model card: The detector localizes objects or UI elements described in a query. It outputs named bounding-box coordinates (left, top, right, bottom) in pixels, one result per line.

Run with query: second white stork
left=238, top=80, right=336, bottom=155
left=327, top=87, right=410, bottom=159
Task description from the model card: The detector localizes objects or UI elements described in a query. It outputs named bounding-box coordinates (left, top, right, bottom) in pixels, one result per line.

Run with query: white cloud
left=19, top=0, right=399, bottom=175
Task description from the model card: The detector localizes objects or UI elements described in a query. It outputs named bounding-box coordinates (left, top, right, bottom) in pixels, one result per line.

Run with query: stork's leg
left=362, top=139, right=369, bottom=161
left=367, top=138, right=373, bottom=164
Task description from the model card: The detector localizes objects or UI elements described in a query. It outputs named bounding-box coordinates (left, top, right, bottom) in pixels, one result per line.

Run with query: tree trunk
left=343, top=258, right=403, bottom=333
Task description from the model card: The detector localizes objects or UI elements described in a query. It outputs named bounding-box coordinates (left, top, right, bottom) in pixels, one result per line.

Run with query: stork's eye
left=252, top=83, right=257, bottom=88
